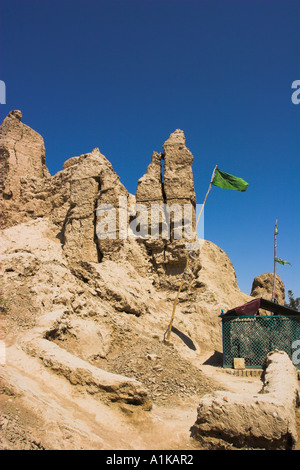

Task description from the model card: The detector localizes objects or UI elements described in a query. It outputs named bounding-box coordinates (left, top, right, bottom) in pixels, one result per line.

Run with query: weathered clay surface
left=163, top=129, right=196, bottom=209
left=26, top=337, right=151, bottom=409
left=0, top=110, right=50, bottom=227
left=191, top=351, right=299, bottom=449
left=0, top=110, right=252, bottom=354
left=1, top=110, right=294, bottom=451
left=135, top=129, right=197, bottom=286
left=251, top=272, right=285, bottom=305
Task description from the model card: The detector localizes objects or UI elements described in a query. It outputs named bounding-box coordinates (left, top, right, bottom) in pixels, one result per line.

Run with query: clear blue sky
left=1, top=0, right=299, bottom=298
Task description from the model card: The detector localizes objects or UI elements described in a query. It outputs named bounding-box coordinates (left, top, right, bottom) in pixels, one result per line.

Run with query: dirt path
left=0, top=340, right=206, bottom=450
left=1, top=339, right=266, bottom=450
left=0, top=322, right=297, bottom=451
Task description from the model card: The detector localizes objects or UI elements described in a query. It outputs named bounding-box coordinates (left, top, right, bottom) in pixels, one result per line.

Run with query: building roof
left=220, top=297, right=300, bottom=317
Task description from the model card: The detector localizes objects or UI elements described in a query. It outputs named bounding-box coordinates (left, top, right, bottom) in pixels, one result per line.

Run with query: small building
left=220, top=298, right=300, bottom=369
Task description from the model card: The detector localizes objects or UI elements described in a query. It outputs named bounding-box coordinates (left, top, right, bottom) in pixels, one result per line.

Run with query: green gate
left=222, top=315, right=300, bottom=369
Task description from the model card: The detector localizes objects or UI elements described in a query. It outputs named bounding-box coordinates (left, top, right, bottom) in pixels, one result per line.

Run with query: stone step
left=222, top=367, right=300, bottom=380
left=222, top=368, right=263, bottom=378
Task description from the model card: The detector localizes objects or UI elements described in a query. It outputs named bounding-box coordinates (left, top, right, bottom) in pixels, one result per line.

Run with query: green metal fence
left=222, top=315, right=300, bottom=369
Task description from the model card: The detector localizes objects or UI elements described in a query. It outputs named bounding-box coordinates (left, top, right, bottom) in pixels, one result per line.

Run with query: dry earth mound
left=1, top=110, right=294, bottom=450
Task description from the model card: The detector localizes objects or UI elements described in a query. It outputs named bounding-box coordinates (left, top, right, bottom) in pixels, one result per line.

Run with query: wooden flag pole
left=271, top=219, right=278, bottom=302
left=163, top=165, right=218, bottom=343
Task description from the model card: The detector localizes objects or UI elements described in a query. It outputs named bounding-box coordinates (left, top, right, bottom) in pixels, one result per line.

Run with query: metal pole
left=195, top=165, right=218, bottom=229
left=272, top=219, right=277, bottom=301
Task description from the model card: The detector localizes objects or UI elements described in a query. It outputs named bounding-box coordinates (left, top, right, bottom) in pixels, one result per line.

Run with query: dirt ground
left=0, top=321, right=268, bottom=450
left=0, top=285, right=299, bottom=451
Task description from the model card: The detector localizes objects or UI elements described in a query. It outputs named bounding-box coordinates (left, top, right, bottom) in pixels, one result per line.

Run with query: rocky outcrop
left=162, top=129, right=196, bottom=209
left=0, top=112, right=141, bottom=265
left=135, top=130, right=197, bottom=286
left=26, top=337, right=151, bottom=409
left=251, top=272, right=285, bottom=305
left=0, top=110, right=49, bottom=191
left=0, top=110, right=251, bottom=349
left=135, top=151, right=164, bottom=206
left=0, top=113, right=200, bottom=286
left=191, top=351, right=299, bottom=450
left=0, top=110, right=50, bottom=227
left=55, top=148, right=131, bottom=263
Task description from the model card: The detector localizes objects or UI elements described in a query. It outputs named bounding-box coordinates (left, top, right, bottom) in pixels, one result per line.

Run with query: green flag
left=275, top=256, right=291, bottom=266
left=212, top=168, right=249, bottom=192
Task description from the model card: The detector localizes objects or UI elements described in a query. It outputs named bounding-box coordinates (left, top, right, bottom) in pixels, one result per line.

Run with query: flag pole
left=195, top=165, right=218, bottom=228
left=163, top=165, right=217, bottom=343
left=272, top=219, right=278, bottom=302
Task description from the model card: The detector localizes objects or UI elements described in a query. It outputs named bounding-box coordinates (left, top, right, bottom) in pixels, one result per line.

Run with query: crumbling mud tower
left=0, top=113, right=197, bottom=284
left=135, top=129, right=198, bottom=288
left=0, top=110, right=253, bottom=355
